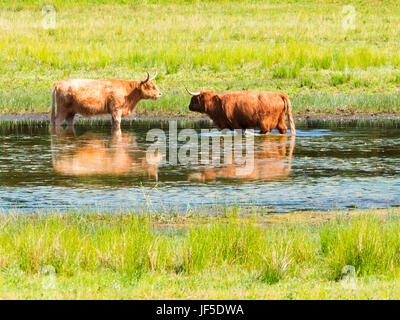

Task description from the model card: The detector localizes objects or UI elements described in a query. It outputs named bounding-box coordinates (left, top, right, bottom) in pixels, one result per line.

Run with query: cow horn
left=149, top=70, right=158, bottom=81
left=185, top=87, right=201, bottom=96
left=141, top=72, right=150, bottom=84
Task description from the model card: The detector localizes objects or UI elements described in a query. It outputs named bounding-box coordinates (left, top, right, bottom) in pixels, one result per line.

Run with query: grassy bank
left=1, top=208, right=400, bottom=299
left=1, top=0, right=400, bottom=116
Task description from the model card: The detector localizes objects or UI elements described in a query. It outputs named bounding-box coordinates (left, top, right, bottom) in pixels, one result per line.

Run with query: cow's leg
left=65, top=113, right=76, bottom=134
left=51, top=124, right=71, bottom=137
left=259, top=120, right=271, bottom=134
left=55, top=108, right=68, bottom=127
left=111, top=126, right=122, bottom=141
left=51, top=124, right=65, bottom=136
left=111, top=110, right=122, bottom=129
left=65, top=113, right=75, bottom=126
left=277, top=111, right=287, bottom=134
left=65, top=125, right=76, bottom=136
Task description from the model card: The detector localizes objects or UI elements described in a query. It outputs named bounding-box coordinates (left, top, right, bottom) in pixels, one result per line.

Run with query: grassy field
left=1, top=0, right=400, bottom=117
left=1, top=208, right=400, bottom=299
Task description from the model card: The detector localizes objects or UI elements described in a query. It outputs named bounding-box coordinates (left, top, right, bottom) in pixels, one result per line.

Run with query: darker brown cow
left=51, top=71, right=161, bottom=129
left=186, top=89, right=296, bottom=135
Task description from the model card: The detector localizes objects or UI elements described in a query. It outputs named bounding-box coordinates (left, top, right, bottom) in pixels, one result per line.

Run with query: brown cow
left=186, top=89, right=296, bottom=135
left=51, top=71, right=161, bottom=129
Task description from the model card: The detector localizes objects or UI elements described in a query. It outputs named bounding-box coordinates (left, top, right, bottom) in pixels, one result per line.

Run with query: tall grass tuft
left=272, top=64, right=300, bottom=79
left=320, top=214, right=400, bottom=279
left=330, top=73, right=352, bottom=86
left=0, top=214, right=160, bottom=278
left=182, top=222, right=266, bottom=272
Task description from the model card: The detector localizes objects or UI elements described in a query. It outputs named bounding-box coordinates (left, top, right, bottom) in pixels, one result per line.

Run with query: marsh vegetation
left=1, top=0, right=400, bottom=116
left=1, top=209, right=400, bottom=299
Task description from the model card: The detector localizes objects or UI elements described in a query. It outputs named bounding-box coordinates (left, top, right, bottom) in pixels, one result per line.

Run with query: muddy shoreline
left=1, top=112, right=400, bottom=122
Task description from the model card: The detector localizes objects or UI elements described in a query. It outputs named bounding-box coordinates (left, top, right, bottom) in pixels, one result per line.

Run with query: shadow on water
left=0, top=119, right=399, bottom=213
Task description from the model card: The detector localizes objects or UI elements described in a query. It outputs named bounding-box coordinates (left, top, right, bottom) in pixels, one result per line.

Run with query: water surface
left=0, top=119, right=399, bottom=213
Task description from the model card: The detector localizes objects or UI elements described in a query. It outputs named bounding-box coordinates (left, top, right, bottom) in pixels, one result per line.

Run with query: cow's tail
left=281, top=93, right=296, bottom=135
left=51, top=84, right=57, bottom=126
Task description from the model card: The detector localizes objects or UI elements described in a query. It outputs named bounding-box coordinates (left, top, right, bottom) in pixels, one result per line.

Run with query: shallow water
left=0, top=120, right=399, bottom=213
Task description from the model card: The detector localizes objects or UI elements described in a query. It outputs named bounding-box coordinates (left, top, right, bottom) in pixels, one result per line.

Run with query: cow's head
left=139, top=71, right=162, bottom=100
left=186, top=88, right=215, bottom=113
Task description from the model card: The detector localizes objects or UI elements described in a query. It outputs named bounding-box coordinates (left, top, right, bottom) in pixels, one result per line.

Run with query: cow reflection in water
left=189, top=134, right=295, bottom=182
left=51, top=127, right=162, bottom=180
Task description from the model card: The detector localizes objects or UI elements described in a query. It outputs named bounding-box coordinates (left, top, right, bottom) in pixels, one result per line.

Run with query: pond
left=0, top=119, right=399, bottom=213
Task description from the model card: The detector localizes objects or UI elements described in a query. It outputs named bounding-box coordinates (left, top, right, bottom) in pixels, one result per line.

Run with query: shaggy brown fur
left=188, top=90, right=296, bottom=135
left=51, top=73, right=161, bottom=129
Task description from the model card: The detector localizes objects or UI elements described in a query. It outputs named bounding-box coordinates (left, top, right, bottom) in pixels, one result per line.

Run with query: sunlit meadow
left=0, top=0, right=400, bottom=115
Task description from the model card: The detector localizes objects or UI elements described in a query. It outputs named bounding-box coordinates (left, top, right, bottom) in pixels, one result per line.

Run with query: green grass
left=0, top=208, right=400, bottom=299
left=330, top=72, right=352, bottom=86
left=1, top=0, right=400, bottom=116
